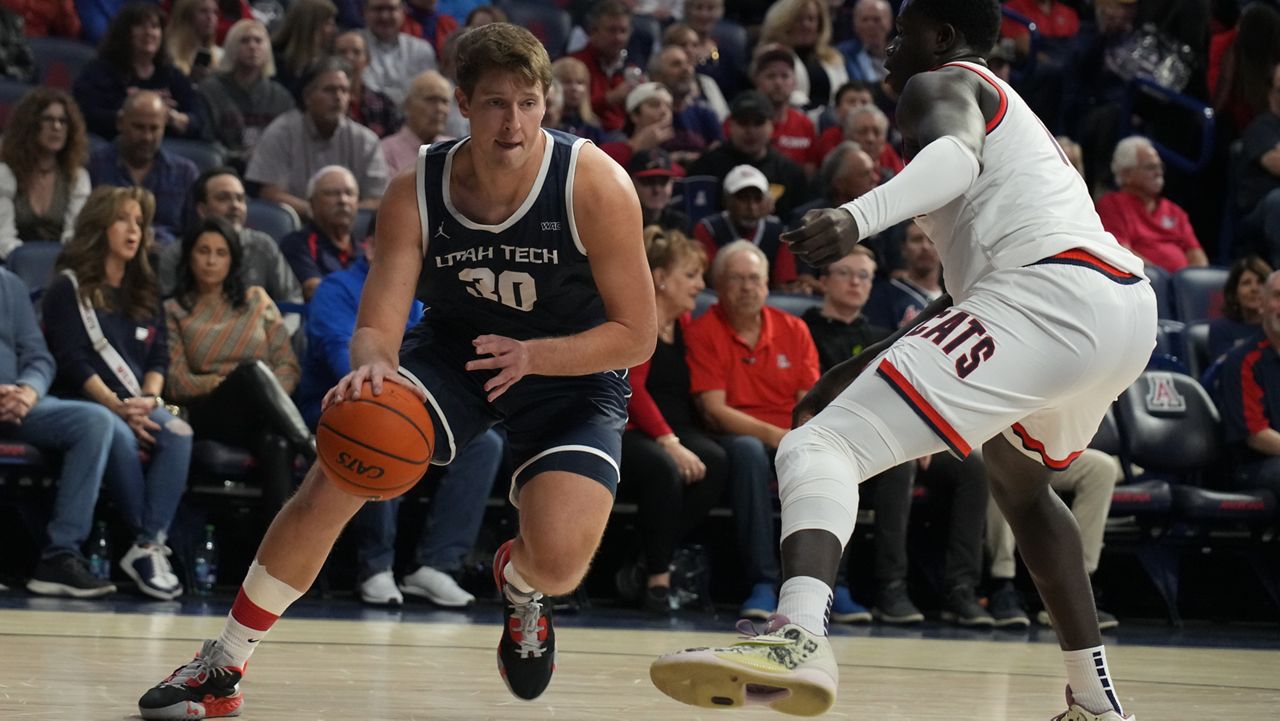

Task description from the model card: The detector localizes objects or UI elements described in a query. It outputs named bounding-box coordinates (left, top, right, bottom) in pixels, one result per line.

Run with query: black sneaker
left=494, top=540, right=555, bottom=700
left=940, top=585, right=995, bottom=627
left=987, top=581, right=1031, bottom=629
left=138, top=639, right=244, bottom=719
left=26, top=553, right=116, bottom=598
left=873, top=580, right=924, bottom=624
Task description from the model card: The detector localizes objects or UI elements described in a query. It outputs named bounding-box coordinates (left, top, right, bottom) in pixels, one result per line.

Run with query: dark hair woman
left=41, top=185, right=192, bottom=601
left=0, top=88, right=91, bottom=259
left=164, top=216, right=311, bottom=512
left=1210, top=255, right=1272, bottom=360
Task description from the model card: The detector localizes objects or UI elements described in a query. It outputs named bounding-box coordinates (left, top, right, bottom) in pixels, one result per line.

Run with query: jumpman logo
left=435, top=222, right=449, bottom=240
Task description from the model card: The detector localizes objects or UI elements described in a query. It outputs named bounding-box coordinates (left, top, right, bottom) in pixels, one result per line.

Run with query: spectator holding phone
left=167, top=0, right=223, bottom=83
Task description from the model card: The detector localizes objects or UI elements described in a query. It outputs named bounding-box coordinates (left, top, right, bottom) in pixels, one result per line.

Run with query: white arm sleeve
left=839, top=135, right=981, bottom=239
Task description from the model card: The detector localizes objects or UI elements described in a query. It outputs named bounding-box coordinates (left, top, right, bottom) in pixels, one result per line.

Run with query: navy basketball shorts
left=396, top=328, right=629, bottom=505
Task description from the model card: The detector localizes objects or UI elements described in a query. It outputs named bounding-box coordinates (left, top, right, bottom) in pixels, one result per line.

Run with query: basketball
left=316, top=380, right=435, bottom=500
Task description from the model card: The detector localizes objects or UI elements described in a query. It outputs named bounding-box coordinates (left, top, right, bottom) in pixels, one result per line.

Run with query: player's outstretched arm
left=327, top=172, right=426, bottom=406
left=783, top=69, right=988, bottom=268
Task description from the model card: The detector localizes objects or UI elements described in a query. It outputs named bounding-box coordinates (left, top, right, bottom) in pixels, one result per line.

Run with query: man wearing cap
left=694, top=165, right=801, bottom=290
left=629, top=148, right=689, bottom=232
left=650, top=45, right=722, bottom=164
left=601, top=82, right=675, bottom=169
left=690, top=90, right=808, bottom=219
left=750, top=44, right=819, bottom=171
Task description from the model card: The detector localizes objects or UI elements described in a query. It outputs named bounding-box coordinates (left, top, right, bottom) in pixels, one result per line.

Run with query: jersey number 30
left=458, top=268, right=538, bottom=311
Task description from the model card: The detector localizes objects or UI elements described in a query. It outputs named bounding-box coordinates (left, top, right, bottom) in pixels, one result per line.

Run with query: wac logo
left=336, top=451, right=386, bottom=479
left=1144, top=372, right=1186, bottom=414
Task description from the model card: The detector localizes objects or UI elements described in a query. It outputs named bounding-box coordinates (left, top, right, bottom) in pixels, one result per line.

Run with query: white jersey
left=912, top=61, right=1145, bottom=301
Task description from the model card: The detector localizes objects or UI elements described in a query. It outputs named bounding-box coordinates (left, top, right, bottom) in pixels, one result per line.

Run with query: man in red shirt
left=749, top=44, right=819, bottom=172
left=685, top=240, right=820, bottom=620
left=569, top=0, right=640, bottom=133
left=1096, top=136, right=1208, bottom=273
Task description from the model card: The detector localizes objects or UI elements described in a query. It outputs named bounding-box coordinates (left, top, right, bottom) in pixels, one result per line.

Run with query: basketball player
left=137, top=24, right=654, bottom=719
left=650, top=2, right=1152, bottom=719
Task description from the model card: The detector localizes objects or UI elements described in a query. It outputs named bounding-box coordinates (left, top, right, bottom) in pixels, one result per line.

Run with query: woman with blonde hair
left=271, top=0, right=338, bottom=93
left=166, top=0, right=223, bottom=81
left=41, top=186, right=193, bottom=601
left=760, top=0, right=849, bottom=108
left=551, top=56, right=605, bottom=143
left=619, top=226, right=727, bottom=614
left=0, top=89, right=91, bottom=260
left=199, top=18, right=294, bottom=167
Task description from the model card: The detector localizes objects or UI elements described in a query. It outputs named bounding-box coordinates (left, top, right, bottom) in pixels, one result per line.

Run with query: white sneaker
left=359, top=570, right=403, bottom=605
left=650, top=615, right=838, bottom=716
left=1054, top=708, right=1136, bottom=721
left=121, top=543, right=182, bottom=601
left=399, top=566, right=475, bottom=607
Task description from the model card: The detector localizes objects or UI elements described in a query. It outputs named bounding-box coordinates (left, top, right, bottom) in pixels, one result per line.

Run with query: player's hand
left=324, top=360, right=426, bottom=410
left=781, top=208, right=861, bottom=268
left=467, top=334, right=532, bottom=402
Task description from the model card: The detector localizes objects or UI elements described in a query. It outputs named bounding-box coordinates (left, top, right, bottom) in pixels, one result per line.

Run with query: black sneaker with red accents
left=138, top=639, right=244, bottom=719
left=493, top=539, right=556, bottom=700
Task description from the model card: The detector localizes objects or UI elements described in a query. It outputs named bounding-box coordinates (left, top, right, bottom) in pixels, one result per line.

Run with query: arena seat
left=765, top=292, right=822, bottom=318
left=1149, top=319, right=1187, bottom=373
left=246, top=199, right=301, bottom=243
left=497, top=0, right=572, bottom=58
left=161, top=138, right=226, bottom=173
left=28, top=37, right=97, bottom=90
left=1143, top=264, right=1173, bottom=319
left=674, top=175, right=719, bottom=226
left=1170, top=266, right=1229, bottom=324
left=1182, top=321, right=1211, bottom=380
left=6, top=241, right=63, bottom=302
left=0, top=77, right=33, bottom=130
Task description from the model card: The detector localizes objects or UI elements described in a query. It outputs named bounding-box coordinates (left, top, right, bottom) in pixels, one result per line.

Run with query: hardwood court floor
left=1, top=607, right=1278, bottom=720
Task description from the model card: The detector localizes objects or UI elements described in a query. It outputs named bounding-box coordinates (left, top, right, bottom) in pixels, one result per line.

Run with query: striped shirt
left=164, top=286, right=299, bottom=401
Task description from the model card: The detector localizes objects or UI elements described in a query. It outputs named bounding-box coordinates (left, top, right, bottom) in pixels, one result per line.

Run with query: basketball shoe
left=1052, top=687, right=1136, bottom=720
left=493, top=539, right=556, bottom=700
left=650, top=615, right=838, bottom=717
left=137, top=639, right=244, bottom=719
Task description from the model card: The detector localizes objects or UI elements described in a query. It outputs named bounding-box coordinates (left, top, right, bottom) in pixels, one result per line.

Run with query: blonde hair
left=760, top=0, right=841, bottom=66
left=551, top=56, right=598, bottom=124
left=644, top=225, right=706, bottom=273
left=219, top=18, right=276, bottom=77
left=166, top=0, right=217, bottom=75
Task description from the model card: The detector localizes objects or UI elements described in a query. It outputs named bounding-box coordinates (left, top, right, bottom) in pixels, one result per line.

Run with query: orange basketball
left=316, top=380, right=435, bottom=500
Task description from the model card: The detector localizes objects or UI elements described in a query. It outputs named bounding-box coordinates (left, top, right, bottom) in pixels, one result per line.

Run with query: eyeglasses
left=827, top=268, right=872, bottom=282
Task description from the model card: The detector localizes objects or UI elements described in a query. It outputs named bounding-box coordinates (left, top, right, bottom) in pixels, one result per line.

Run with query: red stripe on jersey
left=1010, top=423, right=1083, bottom=470
left=938, top=62, right=1007, bottom=133
left=1241, top=342, right=1270, bottom=435
left=231, top=588, right=280, bottom=632
left=877, top=359, right=972, bottom=456
left=1045, top=249, right=1138, bottom=279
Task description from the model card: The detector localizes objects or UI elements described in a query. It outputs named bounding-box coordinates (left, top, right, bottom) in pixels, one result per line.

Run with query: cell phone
left=194, top=49, right=212, bottom=68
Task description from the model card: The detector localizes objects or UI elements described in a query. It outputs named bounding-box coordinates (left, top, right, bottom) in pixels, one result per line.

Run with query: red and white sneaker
left=1052, top=686, right=1136, bottom=720
left=138, top=639, right=244, bottom=719
left=493, top=539, right=556, bottom=700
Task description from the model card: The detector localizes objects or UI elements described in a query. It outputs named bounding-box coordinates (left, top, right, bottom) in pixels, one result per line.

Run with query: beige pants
left=986, top=448, right=1122, bottom=577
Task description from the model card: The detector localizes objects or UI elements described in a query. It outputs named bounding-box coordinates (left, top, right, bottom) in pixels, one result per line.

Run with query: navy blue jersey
left=414, top=128, right=605, bottom=342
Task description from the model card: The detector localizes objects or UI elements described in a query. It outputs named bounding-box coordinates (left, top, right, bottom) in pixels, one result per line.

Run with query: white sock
left=217, top=614, right=264, bottom=668
left=776, top=576, right=833, bottom=636
left=503, top=558, right=537, bottom=597
left=1064, top=646, right=1124, bottom=716
left=216, top=560, right=304, bottom=667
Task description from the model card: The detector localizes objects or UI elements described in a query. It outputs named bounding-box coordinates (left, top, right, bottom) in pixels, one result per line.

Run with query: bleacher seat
left=1149, top=319, right=1187, bottom=372
left=161, top=138, right=226, bottom=173
left=246, top=199, right=301, bottom=242
left=0, top=77, right=33, bottom=130
left=1143, top=264, right=1172, bottom=319
left=1170, top=266, right=1229, bottom=324
left=497, top=0, right=572, bottom=58
left=674, top=175, right=719, bottom=226
left=6, top=241, right=62, bottom=299
left=1182, top=321, right=1211, bottom=380
left=765, top=292, right=822, bottom=318
left=28, top=37, right=97, bottom=90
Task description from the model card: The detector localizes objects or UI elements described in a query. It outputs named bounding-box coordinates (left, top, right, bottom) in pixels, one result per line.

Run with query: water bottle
left=87, top=520, right=112, bottom=581
left=192, top=525, right=219, bottom=596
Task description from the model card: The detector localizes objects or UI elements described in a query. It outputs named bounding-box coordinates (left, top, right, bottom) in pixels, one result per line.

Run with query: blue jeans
left=717, top=434, right=781, bottom=585
left=2, top=396, right=115, bottom=558
left=353, top=428, right=503, bottom=577
left=105, top=406, right=193, bottom=545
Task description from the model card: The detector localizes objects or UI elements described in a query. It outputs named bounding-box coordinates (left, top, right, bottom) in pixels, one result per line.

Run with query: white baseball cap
left=626, top=82, right=673, bottom=114
left=723, top=164, right=770, bottom=196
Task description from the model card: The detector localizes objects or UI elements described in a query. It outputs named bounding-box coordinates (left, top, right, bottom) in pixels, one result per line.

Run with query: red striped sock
left=214, top=561, right=303, bottom=667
